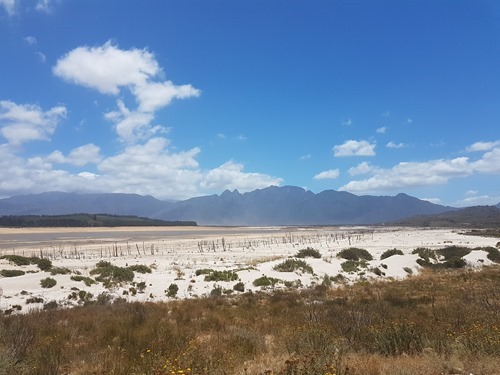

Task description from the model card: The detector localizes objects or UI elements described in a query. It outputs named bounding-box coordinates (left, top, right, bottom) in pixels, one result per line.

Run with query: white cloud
left=78, top=172, right=98, bottom=180
left=0, top=0, right=16, bottom=15
left=333, top=140, right=376, bottom=157
left=53, top=42, right=160, bottom=95
left=0, top=100, right=66, bottom=145
left=134, top=81, right=200, bottom=113
left=341, top=118, right=352, bottom=126
left=348, top=161, right=377, bottom=176
left=35, top=52, right=46, bottom=63
left=36, top=0, right=53, bottom=13
left=454, top=195, right=500, bottom=207
left=24, top=36, right=37, bottom=45
left=386, top=141, right=405, bottom=149
left=421, top=197, right=442, bottom=205
left=216, top=133, right=226, bottom=139
left=466, top=190, right=478, bottom=196
left=47, top=144, right=102, bottom=166
left=340, top=157, right=473, bottom=193
left=376, top=126, right=387, bottom=134
left=466, top=140, right=500, bottom=152
left=313, top=169, right=340, bottom=180
left=201, top=161, right=282, bottom=193
left=53, top=41, right=200, bottom=143
left=299, top=154, right=311, bottom=160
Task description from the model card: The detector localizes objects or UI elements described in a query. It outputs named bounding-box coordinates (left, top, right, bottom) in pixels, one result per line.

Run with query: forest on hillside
left=0, top=214, right=196, bottom=227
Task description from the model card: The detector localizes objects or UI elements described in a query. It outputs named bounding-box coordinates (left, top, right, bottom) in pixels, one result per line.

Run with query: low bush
left=233, top=282, right=245, bottom=292
left=40, top=277, right=57, bottom=288
left=273, top=259, right=313, bottom=274
left=167, top=283, right=179, bottom=297
left=482, top=247, right=500, bottom=263
left=0, top=269, right=25, bottom=277
left=338, top=247, right=373, bottom=261
left=70, top=275, right=97, bottom=287
left=25, top=296, right=44, bottom=304
left=90, top=262, right=134, bottom=286
left=437, top=246, right=471, bottom=261
left=0, top=255, right=31, bottom=266
left=195, top=268, right=214, bottom=276
left=253, top=276, right=280, bottom=287
left=380, top=248, right=404, bottom=260
left=341, top=260, right=362, bottom=273
left=50, top=267, right=71, bottom=275
left=203, top=270, right=238, bottom=282
left=127, top=264, right=152, bottom=274
left=412, top=247, right=436, bottom=261
left=34, top=258, right=52, bottom=271
left=295, top=247, right=321, bottom=258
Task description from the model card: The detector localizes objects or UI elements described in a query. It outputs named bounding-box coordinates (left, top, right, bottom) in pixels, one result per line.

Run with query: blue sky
left=0, top=0, right=499, bottom=206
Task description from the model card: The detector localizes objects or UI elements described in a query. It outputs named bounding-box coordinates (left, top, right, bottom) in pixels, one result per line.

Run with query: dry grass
left=1, top=266, right=500, bottom=374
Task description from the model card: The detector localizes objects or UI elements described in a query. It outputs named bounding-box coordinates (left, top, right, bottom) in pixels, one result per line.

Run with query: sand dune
left=0, top=226, right=496, bottom=313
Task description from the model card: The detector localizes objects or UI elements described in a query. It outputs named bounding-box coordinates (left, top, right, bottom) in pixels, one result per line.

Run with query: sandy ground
left=0, top=226, right=497, bottom=313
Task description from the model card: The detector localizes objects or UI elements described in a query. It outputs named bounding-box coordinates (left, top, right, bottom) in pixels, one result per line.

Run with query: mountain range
left=0, top=186, right=460, bottom=226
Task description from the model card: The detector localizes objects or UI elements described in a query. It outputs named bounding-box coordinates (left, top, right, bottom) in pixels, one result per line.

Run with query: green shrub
left=203, top=270, right=238, bottom=282
left=210, top=286, right=223, bottom=297
left=0, top=255, right=31, bottom=266
left=437, top=246, right=471, bottom=261
left=35, top=258, right=52, bottom=271
left=195, top=268, right=214, bottom=276
left=167, top=283, right=179, bottom=297
left=338, top=247, right=373, bottom=261
left=273, top=259, right=313, bottom=274
left=380, top=248, right=404, bottom=260
left=412, top=247, right=436, bottom=261
left=26, top=296, right=44, bottom=304
left=0, top=269, right=25, bottom=277
left=233, top=281, right=245, bottom=292
left=40, top=277, right=57, bottom=288
left=71, top=275, right=97, bottom=287
left=253, top=276, right=280, bottom=287
left=372, top=267, right=385, bottom=276
left=90, top=262, right=134, bottom=285
left=127, top=264, right=152, bottom=274
left=479, top=247, right=500, bottom=263
left=341, top=260, right=361, bottom=273
left=295, top=247, right=321, bottom=259
left=50, top=267, right=71, bottom=275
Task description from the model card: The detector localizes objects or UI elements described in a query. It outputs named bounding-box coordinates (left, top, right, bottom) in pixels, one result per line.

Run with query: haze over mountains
left=0, top=186, right=459, bottom=226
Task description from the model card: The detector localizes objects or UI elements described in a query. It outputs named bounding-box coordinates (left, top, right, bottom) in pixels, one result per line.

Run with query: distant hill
left=0, top=186, right=454, bottom=226
left=0, top=213, right=196, bottom=228
left=390, top=205, right=500, bottom=228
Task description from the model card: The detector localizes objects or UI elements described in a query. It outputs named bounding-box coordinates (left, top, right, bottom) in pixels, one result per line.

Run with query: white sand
left=0, top=226, right=497, bottom=313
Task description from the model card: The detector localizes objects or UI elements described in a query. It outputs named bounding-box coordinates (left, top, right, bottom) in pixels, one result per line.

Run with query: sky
left=0, top=0, right=499, bottom=207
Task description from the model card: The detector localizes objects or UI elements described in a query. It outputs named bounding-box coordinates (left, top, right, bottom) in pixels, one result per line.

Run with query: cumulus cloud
left=340, top=157, right=472, bottom=193
left=201, top=161, right=283, bottom=193
left=333, top=140, right=376, bottom=157
left=53, top=41, right=200, bottom=143
left=313, top=169, right=340, bottom=180
left=386, top=141, right=405, bottom=149
left=47, top=144, right=102, bottom=166
left=466, top=140, right=500, bottom=152
left=376, top=126, right=387, bottom=134
left=454, top=195, right=500, bottom=207
left=0, top=100, right=67, bottom=145
left=348, top=161, right=377, bottom=176
left=0, top=0, right=16, bottom=15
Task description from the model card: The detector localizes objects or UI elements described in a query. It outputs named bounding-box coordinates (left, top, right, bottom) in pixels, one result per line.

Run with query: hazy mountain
left=0, top=192, right=172, bottom=218
left=0, top=186, right=454, bottom=226
left=390, top=205, right=500, bottom=228
left=153, top=186, right=452, bottom=225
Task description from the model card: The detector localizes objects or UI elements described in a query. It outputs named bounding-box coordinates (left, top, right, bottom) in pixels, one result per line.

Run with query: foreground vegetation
left=1, top=265, right=500, bottom=375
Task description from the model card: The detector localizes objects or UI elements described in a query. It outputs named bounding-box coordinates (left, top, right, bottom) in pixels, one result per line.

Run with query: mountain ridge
left=0, top=186, right=456, bottom=226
